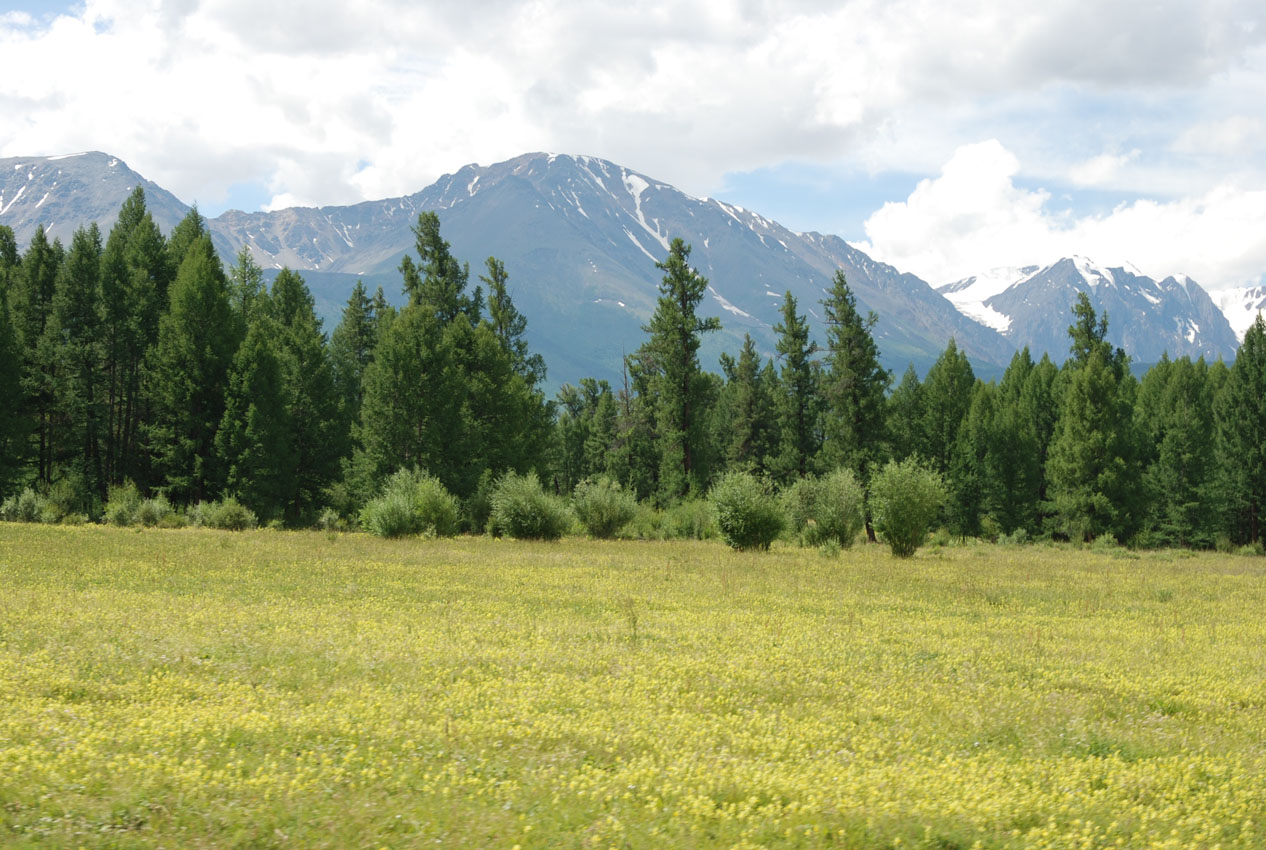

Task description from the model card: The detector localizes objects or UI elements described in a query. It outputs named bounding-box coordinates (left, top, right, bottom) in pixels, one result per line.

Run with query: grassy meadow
left=2, top=524, right=1266, bottom=848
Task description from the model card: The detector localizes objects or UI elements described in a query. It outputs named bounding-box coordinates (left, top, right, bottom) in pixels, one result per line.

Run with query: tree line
left=2, top=193, right=1264, bottom=548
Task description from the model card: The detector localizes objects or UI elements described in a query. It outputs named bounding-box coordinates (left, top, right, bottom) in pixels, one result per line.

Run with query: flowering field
left=2, top=525, right=1265, bottom=849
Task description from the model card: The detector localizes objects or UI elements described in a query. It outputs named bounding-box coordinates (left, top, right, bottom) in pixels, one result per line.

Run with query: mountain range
left=1, top=150, right=1258, bottom=388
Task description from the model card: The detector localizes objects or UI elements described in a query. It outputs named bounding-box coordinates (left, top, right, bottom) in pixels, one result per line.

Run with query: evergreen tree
left=607, top=351, right=661, bottom=501
left=771, top=291, right=818, bottom=484
left=270, top=269, right=344, bottom=524
left=920, top=339, right=975, bottom=475
left=481, top=256, right=545, bottom=386
left=818, top=270, right=890, bottom=506
left=947, top=380, right=992, bottom=538
left=0, top=225, right=18, bottom=296
left=167, top=206, right=207, bottom=271
left=713, top=334, right=776, bottom=475
left=47, top=224, right=107, bottom=508
left=215, top=318, right=292, bottom=520
left=228, top=247, right=267, bottom=334
left=643, top=238, right=720, bottom=501
left=887, top=365, right=925, bottom=463
left=403, top=211, right=472, bottom=323
left=0, top=288, right=24, bottom=493
left=330, top=280, right=379, bottom=442
left=1047, top=299, right=1140, bottom=541
left=1214, top=316, right=1266, bottom=544
left=13, top=226, right=63, bottom=484
left=1137, top=355, right=1217, bottom=547
left=146, top=235, right=236, bottom=504
left=99, top=188, right=171, bottom=487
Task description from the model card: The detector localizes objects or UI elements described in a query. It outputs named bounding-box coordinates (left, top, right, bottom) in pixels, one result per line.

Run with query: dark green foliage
left=1136, top=355, right=1219, bottom=547
left=14, top=225, right=63, bottom=484
left=870, top=457, right=948, bottom=557
left=359, top=468, right=460, bottom=538
left=771, top=291, right=819, bottom=484
left=1215, top=316, right=1266, bottom=544
left=215, top=319, right=292, bottom=521
left=710, top=470, right=784, bottom=551
left=330, top=280, right=379, bottom=442
left=0, top=281, right=25, bottom=493
left=920, top=339, right=975, bottom=475
left=270, top=269, right=344, bottom=524
left=818, top=270, right=890, bottom=486
left=489, top=472, right=572, bottom=541
left=482, top=256, right=546, bottom=386
left=572, top=476, right=638, bottom=538
left=227, top=247, right=268, bottom=332
left=146, top=235, right=236, bottom=504
left=403, top=211, right=473, bottom=322
left=712, top=334, right=776, bottom=475
left=887, top=365, right=925, bottom=463
left=643, top=238, right=721, bottom=502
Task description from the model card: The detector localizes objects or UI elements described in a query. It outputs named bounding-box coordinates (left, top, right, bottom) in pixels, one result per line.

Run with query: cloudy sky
left=1, top=0, right=1264, bottom=292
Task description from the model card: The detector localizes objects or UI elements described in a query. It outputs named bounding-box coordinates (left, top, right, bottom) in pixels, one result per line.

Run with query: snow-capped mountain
left=1, top=151, right=1012, bottom=385
left=938, top=257, right=1240, bottom=363
left=1216, top=285, right=1266, bottom=340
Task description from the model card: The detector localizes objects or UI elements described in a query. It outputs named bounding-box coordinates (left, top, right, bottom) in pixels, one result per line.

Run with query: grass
left=1, top=524, right=1265, bottom=848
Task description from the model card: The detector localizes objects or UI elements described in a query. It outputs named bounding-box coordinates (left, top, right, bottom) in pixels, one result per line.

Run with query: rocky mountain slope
left=939, top=257, right=1240, bottom=364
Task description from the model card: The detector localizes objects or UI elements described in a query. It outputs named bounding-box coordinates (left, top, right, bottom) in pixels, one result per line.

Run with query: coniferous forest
left=2, top=188, right=1265, bottom=550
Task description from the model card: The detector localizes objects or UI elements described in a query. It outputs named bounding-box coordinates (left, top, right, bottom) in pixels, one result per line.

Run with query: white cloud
left=1068, top=150, right=1139, bottom=187
left=1, top=0, right=1264, bottom=213
left=857, top=140, right=1266, bottom=292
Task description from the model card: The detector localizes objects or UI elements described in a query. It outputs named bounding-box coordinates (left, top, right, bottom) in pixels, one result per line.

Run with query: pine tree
left=713, top=334, right=776, bottom=474
left=330, top=280, right=378, bottom=443
left=99, top=188, right=171, bottom=487
left=13, top=226, right=63, bottom=484
left=269, top=268, right=345, bottom=524
left=1214, top=316, right=1266, bottom=544
left=167, top=207, right=208, bottom=271
left=643, top=238, right=720, bottom=501
left=215, top=318, right=292, bottom=520
left=919, top=339, right=975, bottom=475
left=818, top=270, right=890, bottom=502
left=403, top=211, right=472, bottom=323
left=1137, top=355, right=1217, bottom=547
left=1047, top=299, right=1140, bottom=542
left=771, top=291, right=818, bottom=484
left=481, top=256, right=545, bottom=386
left=47, top=224, right=107, bottom=509
left=886, top=365, right=925, bottom=462
left=146, top=235, right=236, bottom=504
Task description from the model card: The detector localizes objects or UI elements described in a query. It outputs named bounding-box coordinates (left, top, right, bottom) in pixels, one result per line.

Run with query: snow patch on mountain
left=1216, top=285, right=1266, bottom=340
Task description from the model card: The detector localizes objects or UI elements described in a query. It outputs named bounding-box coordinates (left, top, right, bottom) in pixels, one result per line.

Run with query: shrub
left=664, top=498, right=718, bottom=541
left=205, top=497, right=258, bottom=531
left=105, top=482, right=143, bottom=526
left=572, top=476, right=637, bottom=539
left=709, top=471, right=784, bottom=551
left=463, top=469, right=497, bottom=534
left=316, top=507, right=342, bottom=532
left=783, top=469, right=865, bottom=548
left=136, top=495, right=175, bottom=528
left=1, top=488, right=44, bottom=523
left=489, top=472, right=571, bottom=541
left=360, top=468, right=460, bottom=539
left=870, top=458, right=947, bottom=558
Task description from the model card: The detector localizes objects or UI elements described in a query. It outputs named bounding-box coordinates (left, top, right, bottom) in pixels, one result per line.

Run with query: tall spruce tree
left=643, top=238, right=720, bottom=501
left=818, top=270, right=890, bottom=508
left=47, top=224, right=106, bottom=508
left=330, top=280, right=379, bottom=445
left=215, top=318, right=292, bottom=520
left=920, top=339, right=975, bottom=475
left=1214, top=316, right=1266, bottom=544
left=0, top=285, right=24, bottom=493
left=713, top=334, right=776, bottom=475
left=886, top=365, right=925, bottom=463
left=14, top=226, right=63, bottom=484
left=99, top=189, right=171, bottom=487
left=270, top=269, right=344, bottom=524
left=1047, top=296, right=1140, bottom=542
left=146, top=235, right=235, bottom=504
left=481, top=256, right=545, bottom=387
left=771, top=291, right=818, bottom=484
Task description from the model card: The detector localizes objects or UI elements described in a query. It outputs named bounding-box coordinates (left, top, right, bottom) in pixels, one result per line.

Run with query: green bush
left=360, top=469, right=460, bottom=539
left=316, top=507, right=342, bottom=532
left=709, top=471, right=784, bottom=551
left=489, top=472, right=572, bottom=541
left=1, top=488, right=44, bottom=523
left=782, top=469, right=865, bottom=548
left=105, top=482, right=143, bottom=526
left=137, top=495, right=175, bottom=528
left=664, top=498, right=718, bottom=541
left=572, top=476, right=637, bottom=539
left=206, top=497, right=258, bottom=531
left=870, top=458, right=947, bottom=558
left=462, top=469, right=497, bottom=534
